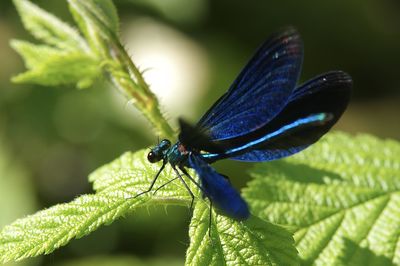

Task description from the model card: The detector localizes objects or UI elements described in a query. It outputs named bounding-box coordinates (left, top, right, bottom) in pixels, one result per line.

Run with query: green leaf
left=185, top=201, right=299, bottom=266
left=11, top=0, right=106, bottom=89
left=13, top=0, right=88, bottom=52
left=10, top=40, right=63, bottom=69
left=67, top=0, right=119, bottom=43
left=243, top=132, right=400, bottom=265
left=89, top=149, right=155, bottom=193
left=11, top=51, right=102, bottom=89
left=0, top=150, right=190, bottom=264
left=88, top=150, right=197, bottom=200
left=0, top=148, right=299, bottom=265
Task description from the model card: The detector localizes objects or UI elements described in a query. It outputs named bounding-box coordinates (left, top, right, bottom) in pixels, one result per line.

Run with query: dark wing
left=188, top=154, right=249, bottom=220
left=178, top=118, right=224, bottom=153
left=195, top=27, right=303, bottom=141
left=208, top=71, right=352, bottom=162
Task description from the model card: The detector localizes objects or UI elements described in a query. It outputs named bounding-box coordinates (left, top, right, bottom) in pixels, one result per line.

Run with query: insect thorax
left=167, top=142, right=189, bottom=167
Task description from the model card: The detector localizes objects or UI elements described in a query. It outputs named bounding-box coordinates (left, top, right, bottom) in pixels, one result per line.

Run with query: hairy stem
left=110, top=40, right=175, bottom=139
left=74, top=0, right=175, bottom=139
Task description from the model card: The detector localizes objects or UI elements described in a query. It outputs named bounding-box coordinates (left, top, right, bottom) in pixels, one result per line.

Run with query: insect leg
left=178, top=166, right=205, bottom=214
left=209, top=200, right=213, bottom=238
left=172, top=167, right=195, bottom=212
left=153, top=176, right=179, bottom=195
left=178, top=166, right=204, bottom=193
left=132, top=161, right=166, bottom=199
left=179, top=166, right=214, bottom=237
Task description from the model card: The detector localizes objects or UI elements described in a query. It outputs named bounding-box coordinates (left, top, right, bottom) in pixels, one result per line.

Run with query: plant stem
left=112, top=41, right=175, bottom=139
left=108, top=66, right=175, bottom=140
left=76, top=1, right=175, bottom=139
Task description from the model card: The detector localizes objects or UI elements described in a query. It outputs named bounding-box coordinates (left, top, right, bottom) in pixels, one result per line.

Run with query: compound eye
left=147, top=151, right=157, bottom=163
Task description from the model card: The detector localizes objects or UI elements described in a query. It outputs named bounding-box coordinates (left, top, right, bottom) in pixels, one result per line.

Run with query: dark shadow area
left=334, top=238, right=395, bottom=266
left=251, top=160, right=343, bottom=184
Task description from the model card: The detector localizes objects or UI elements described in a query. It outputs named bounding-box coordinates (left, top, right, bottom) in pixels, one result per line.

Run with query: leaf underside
left=244, top=132, right=400, bottom=266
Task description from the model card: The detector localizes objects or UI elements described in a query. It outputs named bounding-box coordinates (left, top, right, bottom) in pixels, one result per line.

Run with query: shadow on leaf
left=333, top=238, right=395, bottom=266
left=252, top=160, right=343, bottom=184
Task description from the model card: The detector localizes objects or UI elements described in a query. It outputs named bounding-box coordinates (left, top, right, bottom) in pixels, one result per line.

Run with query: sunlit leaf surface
left=244, top=133, right=400, bottom=265
left=0, top=150, right=189, bottom=264
left=186, top=201, right=298, bottom=266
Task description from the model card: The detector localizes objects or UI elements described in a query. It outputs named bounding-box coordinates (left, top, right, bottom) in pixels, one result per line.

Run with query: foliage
left=0, top=151, right=187, bottom=263
left=0, top=151, right=297, bottom=265
left=244, top=133, right=400, bottom=265
left=12, top=0, right=98, bottom=89
left=186, top=202, right=298, bottom=265
left=11, top=0, right=174, bottom=137
left=2, top=0, right=399, bottom=265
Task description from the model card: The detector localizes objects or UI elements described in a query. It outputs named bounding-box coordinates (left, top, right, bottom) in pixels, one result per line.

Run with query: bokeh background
left=0, top=0, right=399, bottom=265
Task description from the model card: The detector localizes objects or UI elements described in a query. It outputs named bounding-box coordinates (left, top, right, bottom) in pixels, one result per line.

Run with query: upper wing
left=188, top=154, right=249, bottom=220
left=204, top=71, right=352, bottom=162
left=195, top=27, right=303, bottom=141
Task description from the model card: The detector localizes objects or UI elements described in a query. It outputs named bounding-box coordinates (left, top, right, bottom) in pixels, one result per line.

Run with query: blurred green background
left=0, top=0, right=399, bottom=265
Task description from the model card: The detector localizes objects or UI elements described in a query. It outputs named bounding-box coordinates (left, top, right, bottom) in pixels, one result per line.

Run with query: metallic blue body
left=165, top=142, right=189, bottom=167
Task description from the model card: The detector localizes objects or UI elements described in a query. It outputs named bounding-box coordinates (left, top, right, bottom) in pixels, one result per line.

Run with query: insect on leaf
left=0, top=150, right=190, bottom=264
